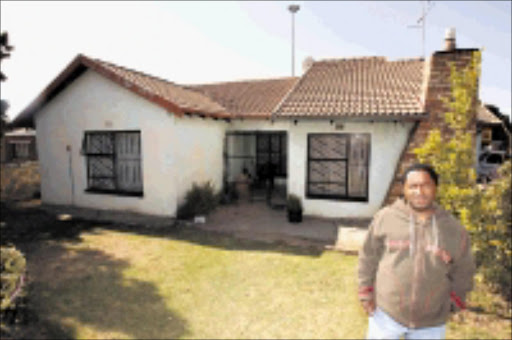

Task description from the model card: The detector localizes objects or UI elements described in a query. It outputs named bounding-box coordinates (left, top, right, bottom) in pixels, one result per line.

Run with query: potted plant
left=287, top=194, right=303, bottom=223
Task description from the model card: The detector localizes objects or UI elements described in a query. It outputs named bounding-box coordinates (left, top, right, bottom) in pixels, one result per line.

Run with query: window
left=307, top=133, right=370, bottom=201
left=83, top=131, right=143, bottom=196
left=9, top=141, right=30, bottom=160
left=481, top=128, right=492, bottom=143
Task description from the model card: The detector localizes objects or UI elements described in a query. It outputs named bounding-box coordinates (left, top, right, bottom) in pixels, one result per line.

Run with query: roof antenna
left=408, top=1, right=435, bottom=58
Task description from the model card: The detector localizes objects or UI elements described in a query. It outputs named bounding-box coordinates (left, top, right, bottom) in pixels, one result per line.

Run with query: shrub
left=414, top=51, right=511, bottom=300
left=471, top=162, right=511, bottom=301
left=177, top=181, right=219, bottom=219
left=1, top=246, right=27, bottom=333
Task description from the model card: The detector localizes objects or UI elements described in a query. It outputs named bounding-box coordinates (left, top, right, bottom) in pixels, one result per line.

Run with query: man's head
left=402, top=163, right=438, bottom=212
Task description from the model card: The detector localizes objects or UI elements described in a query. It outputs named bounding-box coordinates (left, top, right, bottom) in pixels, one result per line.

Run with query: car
left=477, top=150, right=506, bottom=183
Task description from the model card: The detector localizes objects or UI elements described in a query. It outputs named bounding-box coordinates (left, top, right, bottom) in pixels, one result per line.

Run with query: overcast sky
left=1, top=1, right=511, bottom=120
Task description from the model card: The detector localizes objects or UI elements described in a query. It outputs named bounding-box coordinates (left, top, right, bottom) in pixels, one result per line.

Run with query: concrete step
left=334, top=226, right=368, bottom=253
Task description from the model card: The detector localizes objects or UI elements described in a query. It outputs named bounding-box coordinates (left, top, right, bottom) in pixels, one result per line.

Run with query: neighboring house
left=475, top=103, right=511, bottom=182
left=476, top=103, right=511, bottom=156
left=11, top=30, right=481, bottom=218
left=0, top=128, right=38, bottom=163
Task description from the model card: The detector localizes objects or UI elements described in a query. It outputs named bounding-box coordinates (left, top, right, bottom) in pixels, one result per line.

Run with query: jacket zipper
left=409, top=220, right=426, bottom=328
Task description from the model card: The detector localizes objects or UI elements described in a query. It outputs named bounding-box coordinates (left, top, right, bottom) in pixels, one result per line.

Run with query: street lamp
left=288, top=4, right=300, bottom=76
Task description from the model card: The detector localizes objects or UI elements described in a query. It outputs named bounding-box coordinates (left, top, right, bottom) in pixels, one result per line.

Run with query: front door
left=255, top=132, right=287, bottom=206
left=256, top=132, right=287, bottom=179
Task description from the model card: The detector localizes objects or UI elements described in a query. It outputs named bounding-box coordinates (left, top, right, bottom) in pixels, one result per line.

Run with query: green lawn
left=25, top=228, right=367, bottom=339
left=4, top=213, right=511, bottom=339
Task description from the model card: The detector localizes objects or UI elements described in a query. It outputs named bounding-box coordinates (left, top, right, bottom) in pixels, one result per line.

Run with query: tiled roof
left=274, top=57, right=426, bottom=119
left=477, top=104, right=502, bottom=124
left=12, top=54, right=429, bottom=128
left=88, top=57, right=229, bottom=118
left=11, top=54, right=233, bottom=127
left=4, top=128, right=36, bottom=137
left=188, top=77, right=298, bottom=118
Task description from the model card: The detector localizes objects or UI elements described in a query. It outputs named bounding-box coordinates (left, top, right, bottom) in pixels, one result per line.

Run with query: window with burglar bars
left=307, top=133, right=370, bottom=201
left=83, top=131, right=143, bottom=196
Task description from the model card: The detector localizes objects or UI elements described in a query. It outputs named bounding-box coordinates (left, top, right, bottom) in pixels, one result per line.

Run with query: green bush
left=1, top=246, right=27, bottom=332
left=472, top=162, right=512, bottom=301
left=177, top=181, right=219, bottom=219
left=413, top=51, right=511, bottom=301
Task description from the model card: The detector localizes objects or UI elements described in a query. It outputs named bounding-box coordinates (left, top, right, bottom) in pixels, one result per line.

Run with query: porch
left=193, top=200, right=369, bottom=252
left=38, top=199, right=369, bottom=252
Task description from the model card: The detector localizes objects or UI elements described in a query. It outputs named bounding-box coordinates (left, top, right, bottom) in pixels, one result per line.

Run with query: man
left=358, top=163, right=476, bottom=339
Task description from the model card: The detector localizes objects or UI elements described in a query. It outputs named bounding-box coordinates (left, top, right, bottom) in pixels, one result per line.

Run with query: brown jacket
left=358, top=198, right=476, bottom=329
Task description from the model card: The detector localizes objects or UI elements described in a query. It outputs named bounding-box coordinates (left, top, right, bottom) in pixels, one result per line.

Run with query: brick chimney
left=383, top=29, right=480, bottom=205
left=444, top=27, right=456, bottom=51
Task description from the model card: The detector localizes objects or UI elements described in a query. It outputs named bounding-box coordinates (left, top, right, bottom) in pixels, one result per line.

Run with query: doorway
left=224, top=131, right=287, bottom=207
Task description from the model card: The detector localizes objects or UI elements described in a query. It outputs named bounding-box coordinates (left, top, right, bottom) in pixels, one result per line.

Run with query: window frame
left=8, top=140, right=31, bottom=161
left=83, top=130, right=143, bottom=197
left=306, top=133, right=370, bottom=202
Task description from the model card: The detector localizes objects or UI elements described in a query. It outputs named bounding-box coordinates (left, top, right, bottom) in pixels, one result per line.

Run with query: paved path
left=190, top=201, right=370, bottom=252
left=38, top=200, right=369, bottom=252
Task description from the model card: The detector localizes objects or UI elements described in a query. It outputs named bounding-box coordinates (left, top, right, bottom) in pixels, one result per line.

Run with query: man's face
left=403, top=170, right=437, bottom=211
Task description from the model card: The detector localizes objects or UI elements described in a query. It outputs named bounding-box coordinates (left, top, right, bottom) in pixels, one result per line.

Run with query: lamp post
left=288, top=4, right=300, bottom=76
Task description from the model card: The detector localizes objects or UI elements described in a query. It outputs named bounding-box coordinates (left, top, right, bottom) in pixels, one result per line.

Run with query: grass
left=447, top=280, right=512, bottom=340
left=23, top=229, right=367, bottom=339
left=1, top=202, right=511, bottom=339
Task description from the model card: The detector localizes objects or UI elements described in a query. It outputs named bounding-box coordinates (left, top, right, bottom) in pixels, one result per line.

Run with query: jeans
left=366, top=307, right=446, bottom=339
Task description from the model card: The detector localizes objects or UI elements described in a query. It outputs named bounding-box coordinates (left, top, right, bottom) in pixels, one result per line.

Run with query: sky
left=1, top=1, right=511, bottom=121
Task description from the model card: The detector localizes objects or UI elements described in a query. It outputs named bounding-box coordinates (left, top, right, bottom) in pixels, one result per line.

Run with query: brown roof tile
left=477, top=103, right=502, bottom=124
left=88, top=57, right=229, bottom=118
left=12, top=54, right=233, bottom=127
left=12, top=54, right=426, bottom=128
left=188, top=77, right=299, bottom=118
left=274, top=57, right=426, bottom=119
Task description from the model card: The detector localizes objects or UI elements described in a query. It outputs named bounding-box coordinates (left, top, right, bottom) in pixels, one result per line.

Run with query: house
left=0, top=128, right=38, bottom=163
left=475, top=103, right=511, bottom=182
left=476, top=103, right=511, bottom=156
left=11, top=30, right=481, bottom=218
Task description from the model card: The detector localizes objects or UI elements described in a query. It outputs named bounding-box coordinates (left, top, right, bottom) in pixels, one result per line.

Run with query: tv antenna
left=408, top=1, right=435, bottom=58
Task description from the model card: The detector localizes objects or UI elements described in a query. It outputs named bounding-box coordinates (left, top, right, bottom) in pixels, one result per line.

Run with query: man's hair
left=402, top=163, right=439, bottom=186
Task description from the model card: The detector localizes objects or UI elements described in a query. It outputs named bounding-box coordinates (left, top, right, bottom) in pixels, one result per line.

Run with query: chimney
left=302, top=56, right=314, bottom=73
left=444, top=27, right=456, bottom=51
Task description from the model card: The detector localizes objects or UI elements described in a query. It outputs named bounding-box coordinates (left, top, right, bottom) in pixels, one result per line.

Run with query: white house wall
left=34, top=68, right=413, bottom=219
left=227, top=119, right=412, bottom=218
left=173, top=115, right=226, bottom=206
left=35, top=70, right=225, bottom=217
left=286, top=120, right=413, bottom=218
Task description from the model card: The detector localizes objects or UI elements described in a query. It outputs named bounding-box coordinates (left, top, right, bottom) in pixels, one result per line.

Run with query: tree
left=414, top=51, right=511, bottom=300
left=0, top=100, right=8, bottom=138
left=1, top=32, right=14, bottom=82
left=1, top=31, right=14, bottom=137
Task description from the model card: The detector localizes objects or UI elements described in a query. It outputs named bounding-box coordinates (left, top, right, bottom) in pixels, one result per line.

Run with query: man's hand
left=361, top=299, right=376, bottom=316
